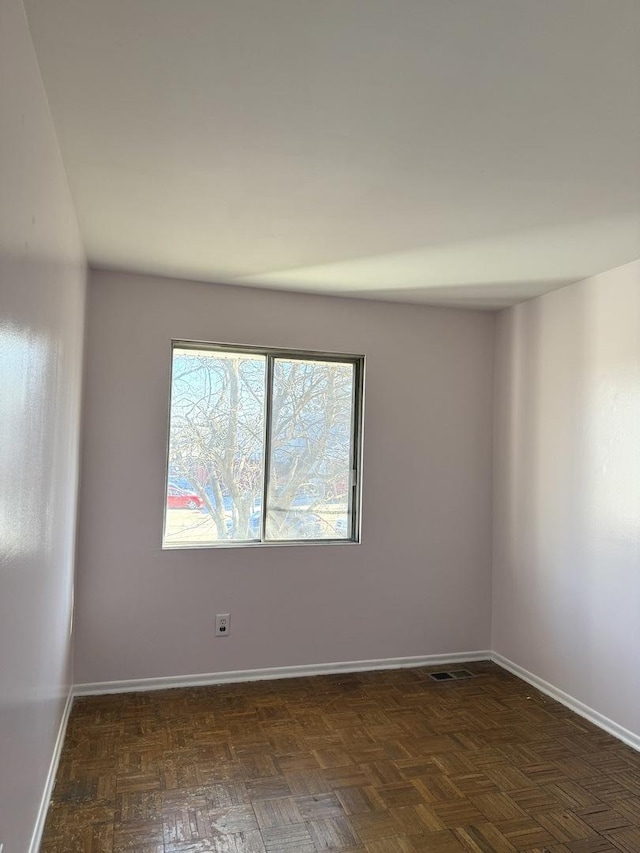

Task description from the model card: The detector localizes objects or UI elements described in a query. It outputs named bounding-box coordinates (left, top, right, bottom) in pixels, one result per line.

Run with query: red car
left=167, top=486, right=203, bottom=510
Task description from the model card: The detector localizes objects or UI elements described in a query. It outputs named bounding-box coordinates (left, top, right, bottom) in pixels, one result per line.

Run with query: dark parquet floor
left=41, top=661, right=640, bottom=853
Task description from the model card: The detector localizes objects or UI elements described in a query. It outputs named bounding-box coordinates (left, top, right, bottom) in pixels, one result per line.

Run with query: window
left=163, top=342, right=364, bottom=548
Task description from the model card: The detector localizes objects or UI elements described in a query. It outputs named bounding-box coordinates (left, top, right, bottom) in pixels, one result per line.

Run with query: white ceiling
left=25, top=0, right=640, bottom=308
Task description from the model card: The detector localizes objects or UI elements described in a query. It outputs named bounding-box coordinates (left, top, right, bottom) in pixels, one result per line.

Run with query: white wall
left=0, top=1, right=86, bottom=850
left=75, top=270, right=494, bottom=685
left=493, top=260, right=640, bottom=738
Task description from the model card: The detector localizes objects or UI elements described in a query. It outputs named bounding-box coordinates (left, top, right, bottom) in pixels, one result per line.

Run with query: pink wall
left=75, top=270, right=494, bottom=684
left=493, top=260, right=640, bottom=738
left=0, top=1, right=86, bottom=850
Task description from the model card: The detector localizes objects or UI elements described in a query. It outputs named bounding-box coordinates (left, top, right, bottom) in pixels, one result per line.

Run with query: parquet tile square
left=253, top=797, right=303, bottom=829
left=306, top=815, right=361, bottom=849
left=605, top=826, right=640, bottom=853
left=493, top=815, right=557, bottom=848
left=295, top=792, right=345, bottom=821
left=389, top=803, right=443, bottom=835
left=363, top=836, right=415, bottom=853
left=347, top=810, right=402, bottom=841
left=335, top=785, right=385, bottom=816
left=40, top=663, right=640, bottom=853
left=407, top=829, right=467, bottom=851
left=261, top=823, right=316, bottom=852
left=209, top=803, right=261, bottom=834
left=432, top=799, right=486, bottom=828
left=412, top=774, right=465, bottom=803
left=112, top=818, right=164, bottom=852
left=574, top=804, right=631, bottom=834
left=614, top=796, right=640, bottom=824
left=362, top=763, right=407, bottom=787
left=507, top=785, right=564, bottom=815
left=453, top=822, right=518, bottom=852
left=470, top=791, right=525, bottom=822
left=285, top=770, right=333, bottom=796
left=563, top=839, right=618, bottom=853
left=535, top=810, right=598, bottom=843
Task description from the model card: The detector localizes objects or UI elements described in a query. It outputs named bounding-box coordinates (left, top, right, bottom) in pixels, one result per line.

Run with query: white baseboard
left=73, top=650, right=492, bottom=696
left=29, top=687, right=74, bottom=853
left=74, top=650, right=640, bottom=754
left=491, top=652, right=640, bottom=753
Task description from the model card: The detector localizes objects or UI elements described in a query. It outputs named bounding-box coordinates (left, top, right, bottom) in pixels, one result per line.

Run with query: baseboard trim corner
left=73, top=650, right=492, bottom=697
left=491, top=652, right=640, bottom=753
left=29, top=687, right=74, bottom=853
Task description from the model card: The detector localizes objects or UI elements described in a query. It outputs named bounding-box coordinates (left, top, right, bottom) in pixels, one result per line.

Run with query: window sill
left=161, top=538, right=361, bottom=551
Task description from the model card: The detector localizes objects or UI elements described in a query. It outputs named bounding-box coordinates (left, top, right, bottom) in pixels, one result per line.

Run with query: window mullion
left=260, top=354, right=275, bottom=543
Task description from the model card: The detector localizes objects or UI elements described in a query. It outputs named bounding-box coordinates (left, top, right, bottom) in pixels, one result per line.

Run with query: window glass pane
left=164, top=348, right=266, bottom=546
left=266, top=358, right=354, bottom=540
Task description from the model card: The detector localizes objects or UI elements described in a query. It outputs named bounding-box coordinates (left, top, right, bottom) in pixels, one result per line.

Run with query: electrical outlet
left=215, top=613, right=230, bottom=636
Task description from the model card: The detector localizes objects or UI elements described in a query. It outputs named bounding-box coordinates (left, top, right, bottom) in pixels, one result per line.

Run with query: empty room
left=1, top=1, right=640, bottom=851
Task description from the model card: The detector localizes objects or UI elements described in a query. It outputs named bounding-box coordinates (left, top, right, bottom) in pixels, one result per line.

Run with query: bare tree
left=168, top=352, right=353, bottom=540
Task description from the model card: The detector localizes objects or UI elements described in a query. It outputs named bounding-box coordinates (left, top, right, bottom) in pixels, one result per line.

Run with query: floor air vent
left=429, top=669, right=475, bottom=682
